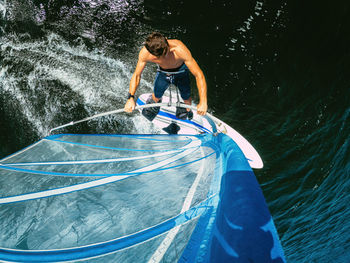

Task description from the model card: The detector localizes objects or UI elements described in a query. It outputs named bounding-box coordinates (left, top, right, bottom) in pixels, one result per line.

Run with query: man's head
left=144, top=32, right=169, bottom=57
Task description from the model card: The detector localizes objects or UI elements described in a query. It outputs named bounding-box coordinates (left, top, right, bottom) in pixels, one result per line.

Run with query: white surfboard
left=136, top=93, right=263, bottom=169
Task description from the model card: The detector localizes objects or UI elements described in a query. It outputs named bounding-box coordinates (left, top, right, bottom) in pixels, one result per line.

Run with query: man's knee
left=183, top=97, right=192, bottom=105
left=180, top=89, right=191, bottom=101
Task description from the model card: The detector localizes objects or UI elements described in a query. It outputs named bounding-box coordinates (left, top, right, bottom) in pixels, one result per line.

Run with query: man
left=124, top=32, right=207, bottom=120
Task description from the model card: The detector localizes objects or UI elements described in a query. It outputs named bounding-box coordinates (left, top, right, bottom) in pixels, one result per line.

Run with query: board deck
left=136, top=93, right=263, bottom=169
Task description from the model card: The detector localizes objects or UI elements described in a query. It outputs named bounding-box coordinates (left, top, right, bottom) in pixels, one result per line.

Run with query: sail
left=0, top=133, right=285, bottom=262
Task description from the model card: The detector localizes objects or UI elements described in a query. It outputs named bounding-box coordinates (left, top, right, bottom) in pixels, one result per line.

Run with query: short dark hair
left=144, top=32, right=169, bottom=57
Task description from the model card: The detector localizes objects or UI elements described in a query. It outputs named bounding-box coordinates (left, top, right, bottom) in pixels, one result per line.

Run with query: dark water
left=1, top=0, right=349, bottom=262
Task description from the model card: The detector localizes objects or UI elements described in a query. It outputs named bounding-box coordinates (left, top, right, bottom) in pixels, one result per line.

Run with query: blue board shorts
left=153, top=63, right=191, bottom=100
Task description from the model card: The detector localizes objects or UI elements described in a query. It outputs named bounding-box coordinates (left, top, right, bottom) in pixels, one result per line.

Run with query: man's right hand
left=197, top=101, right=208, bottom=116
left=124, top=99, right=136, bottom=113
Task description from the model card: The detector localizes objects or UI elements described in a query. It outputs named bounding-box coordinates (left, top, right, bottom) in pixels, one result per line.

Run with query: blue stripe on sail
left=0, top=151, right=215, bottom=204
left=45, top=138, right=185, bottom=152
left=4, top=151, right=181, bottom=166
left=0, top=134, right=193, bottom=164
left=0, top=195, right=215, bottom=262
left=3, top=137, right=199, bottom=167
left=0, top=147, right=210, bottom=177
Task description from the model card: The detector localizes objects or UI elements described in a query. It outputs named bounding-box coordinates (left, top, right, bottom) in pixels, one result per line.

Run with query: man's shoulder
left=169, top=40, right=191, bottom=60
left=168, top=39, right=185, bottom=47
left=139, top=46, right=153, bottom=61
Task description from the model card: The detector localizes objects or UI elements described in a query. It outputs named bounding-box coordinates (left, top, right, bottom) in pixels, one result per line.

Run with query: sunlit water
left=1, top=1, right=349, bottom=262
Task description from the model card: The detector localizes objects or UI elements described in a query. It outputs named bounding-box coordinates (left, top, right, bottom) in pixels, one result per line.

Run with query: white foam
left=0, top=0, right=6, bottom=19
left=1, top=33, right=155, bottom=136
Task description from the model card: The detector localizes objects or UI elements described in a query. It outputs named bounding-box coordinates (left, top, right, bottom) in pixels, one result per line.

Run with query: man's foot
left=142, top=96, right=161, bottom=121
left=176, top=107, right=193, bottom=120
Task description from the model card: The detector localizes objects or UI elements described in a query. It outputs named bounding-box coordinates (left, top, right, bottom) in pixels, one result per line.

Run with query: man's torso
left=145, top=39, right=185, bottom=70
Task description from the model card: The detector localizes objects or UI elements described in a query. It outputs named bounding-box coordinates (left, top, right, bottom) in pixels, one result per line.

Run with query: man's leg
left=175, top=94, right=193, bottom=120
left=183, top=97, right=192, bottom=110
left=142, top=72, right=168, bottom=121
left=175, top=71, right=193, bottom=119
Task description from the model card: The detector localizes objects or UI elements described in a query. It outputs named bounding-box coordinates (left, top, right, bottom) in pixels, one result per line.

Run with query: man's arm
left=185, top=58, right=208, bottom=115
left=172, top=41, right=208, bottom=115
left=124, top=48, right=147, bottom=112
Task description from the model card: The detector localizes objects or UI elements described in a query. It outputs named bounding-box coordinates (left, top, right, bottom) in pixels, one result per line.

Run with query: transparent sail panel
left=0, top=134, right=216, bottom=262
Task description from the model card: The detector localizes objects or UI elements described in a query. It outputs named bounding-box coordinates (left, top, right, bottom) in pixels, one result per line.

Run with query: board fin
left=142, top=96, right=161, bottom=121
left=163, top=122, right=180, bottom=134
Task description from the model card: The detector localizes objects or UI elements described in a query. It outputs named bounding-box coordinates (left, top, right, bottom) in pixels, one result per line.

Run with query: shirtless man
left=124, top=32, right=207, bottom=119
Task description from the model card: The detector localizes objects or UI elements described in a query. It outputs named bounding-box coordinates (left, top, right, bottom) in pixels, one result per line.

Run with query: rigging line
left=0, top=150, right=211, bottom=180
left=0, top=150, right=215, bottom=205
left=0, top=140, right=44, bottom=163
left=148, top=143, right=207, bottom=263
left=0, top=149, right=215, bottom=205
left=0, top=137, right=201, bottom=172
left=0, top=150, right=195, bottom=177
left=0, top=148, right=216, bottom=178
left=2, top=136, right=198, bottom=166
left=0, top=146, right=213, bottom=204
left=52, top=133, right=194, bottom=142
left=44, top=136, right=200, bottom=153
left=0, top=195, right=215, bottom=263
left=3, top=149, right=185, bottom=166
